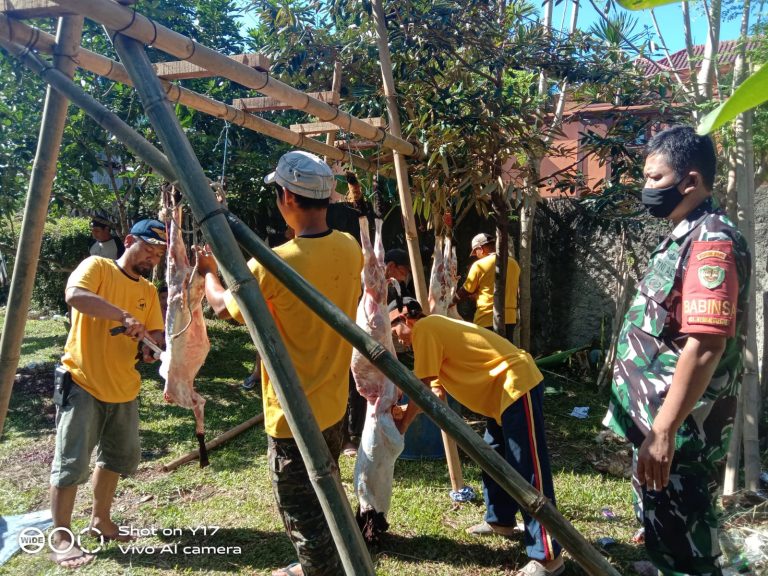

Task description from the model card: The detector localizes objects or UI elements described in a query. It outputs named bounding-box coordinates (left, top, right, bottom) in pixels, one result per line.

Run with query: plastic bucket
left=399, top=395, right=460, bottom=461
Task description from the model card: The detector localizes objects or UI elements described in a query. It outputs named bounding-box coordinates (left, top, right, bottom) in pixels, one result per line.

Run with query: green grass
left=0, top=309, right=649, bottom=575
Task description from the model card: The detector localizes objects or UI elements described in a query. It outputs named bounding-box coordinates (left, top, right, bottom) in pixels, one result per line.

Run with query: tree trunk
left=696, top=0, right=721, bottom=100
left=731, top=0, right=760, bottom=492
left=518, top=189, right=536, bottom=351
left=492, top=189, right=509, bottom=337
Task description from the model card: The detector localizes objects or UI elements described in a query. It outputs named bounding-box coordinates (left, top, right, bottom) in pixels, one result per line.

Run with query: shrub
left=34, top=217, right=92, bottom=312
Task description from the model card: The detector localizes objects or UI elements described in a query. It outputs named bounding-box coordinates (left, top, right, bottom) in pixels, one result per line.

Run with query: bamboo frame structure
left=0, top=5, right=625, bottom=572
left=50, top=0, right=421, bottom=158
left=0, top=14, right=379, bottom=174
left=0, top=15, right=83, bottom=436
left=110, top=32, right=376, bottom=576
left=371, top=0, right=429, bottom=306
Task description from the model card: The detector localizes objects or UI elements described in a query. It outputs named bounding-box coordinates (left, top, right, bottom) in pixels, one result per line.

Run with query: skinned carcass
left=428, top=236, right=461, bottom=319
left=159, top=199, right=211, bottom=467
left=351, top=216, right=404, bottom=544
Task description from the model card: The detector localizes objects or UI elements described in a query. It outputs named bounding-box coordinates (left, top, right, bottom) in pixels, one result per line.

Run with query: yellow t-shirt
left=463, top=254, right=520, bottom=328
left=62, top=256, right=164, bottom=403
left=412, top=315, right=542, bottom=423
left=224, top=230, right=363, bottom=438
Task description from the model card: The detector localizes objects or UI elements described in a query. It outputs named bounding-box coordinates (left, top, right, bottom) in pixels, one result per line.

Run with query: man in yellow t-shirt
left=391, top=298, right=564, bottom=576
left=452, top=233, right=520, bottom=338
left=198, top=151, right=362, bottom=576
left=50, top=219, right=166, bottom=568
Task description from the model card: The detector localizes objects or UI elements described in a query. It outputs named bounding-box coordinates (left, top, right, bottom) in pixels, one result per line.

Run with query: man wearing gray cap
left=452, top=232, right=520, bottom=339
left=197, top=151, right=363, bottom=576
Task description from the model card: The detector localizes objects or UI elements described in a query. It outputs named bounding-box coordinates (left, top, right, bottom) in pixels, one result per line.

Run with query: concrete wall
left=529, top=195, right=766, bottom=360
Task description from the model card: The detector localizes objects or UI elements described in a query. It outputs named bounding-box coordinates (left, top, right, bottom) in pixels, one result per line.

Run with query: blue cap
left=130, top=219, right=167, bottom=245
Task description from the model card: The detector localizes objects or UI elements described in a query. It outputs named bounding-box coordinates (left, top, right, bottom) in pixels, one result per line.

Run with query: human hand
left=636, top=428, right=675, bottom=491
left=431, top=385, right=446, bottom=401
left=121, top=312, right=148, bottom=342
left=194, top=244, right=218, bottom=276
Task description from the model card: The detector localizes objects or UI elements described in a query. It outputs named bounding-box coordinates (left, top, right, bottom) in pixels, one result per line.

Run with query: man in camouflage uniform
left=603, top=126, right=751, bottom=576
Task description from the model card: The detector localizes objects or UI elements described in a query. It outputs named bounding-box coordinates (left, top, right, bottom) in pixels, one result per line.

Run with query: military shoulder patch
left=698, top=265, right=725, bottom=290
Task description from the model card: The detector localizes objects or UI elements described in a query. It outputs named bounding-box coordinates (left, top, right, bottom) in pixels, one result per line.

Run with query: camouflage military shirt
left=603, top=199, right=751, bottom=464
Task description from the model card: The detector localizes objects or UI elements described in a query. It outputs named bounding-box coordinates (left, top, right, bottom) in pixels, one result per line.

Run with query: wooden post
left=370, top=0, right=428, bottom=309
left=162, top=413, right=264, bottom=472
left=0, top=15, right=83, bottom=437
left=0, top=15, right=378, bottom=175
left=325, top=61, right=342, bottom=164
left=109, top=33, right=375, bottom=576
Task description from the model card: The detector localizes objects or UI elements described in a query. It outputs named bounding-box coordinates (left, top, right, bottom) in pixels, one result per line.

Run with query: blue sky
left=549, top=1, right=743, bottom=55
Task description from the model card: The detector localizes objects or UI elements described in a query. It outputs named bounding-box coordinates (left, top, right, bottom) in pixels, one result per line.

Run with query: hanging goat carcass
left=428, top=235, right=461, bottom=319
left=351, top=215, right=404, bottom=544
left=159, top=194, right=211, bottom=467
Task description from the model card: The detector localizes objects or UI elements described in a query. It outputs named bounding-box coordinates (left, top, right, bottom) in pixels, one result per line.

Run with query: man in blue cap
left=49, top=219, right=166, bottom=568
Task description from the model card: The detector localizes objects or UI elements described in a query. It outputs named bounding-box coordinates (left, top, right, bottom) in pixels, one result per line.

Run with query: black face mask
left=641, top=176, right=687, bottom=218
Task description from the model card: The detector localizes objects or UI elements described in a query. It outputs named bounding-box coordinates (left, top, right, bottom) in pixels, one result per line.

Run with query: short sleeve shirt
left=412, top=315, right=542, bottom=423
left=463, top=254, right=520, bottom=327
left=223, top=230, right=363, bottom=438
left=62, top=257, right=164, bottom=403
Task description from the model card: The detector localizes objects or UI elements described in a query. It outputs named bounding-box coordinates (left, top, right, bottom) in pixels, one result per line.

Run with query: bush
left=34, top=217, right=92, bottom=312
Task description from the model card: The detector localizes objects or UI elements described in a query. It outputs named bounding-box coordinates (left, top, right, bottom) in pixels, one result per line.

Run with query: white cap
left=470, top=233, right=494, bottom=256
left=264, top=151, right=336, bottom=199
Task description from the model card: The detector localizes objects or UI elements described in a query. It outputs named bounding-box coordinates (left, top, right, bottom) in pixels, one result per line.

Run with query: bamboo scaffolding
left=109, top=33, right=375, bottom=576
left=2, top=21, right=622, bottom=576
left=0, top=15, right=83, bottom=437
left=0, top=14, right=378, bottom=175
left=48, top=0, right=421, bottom=158
left=10, top=36, right=623, bottom=572
left=370, top=0, right=429, bottom=307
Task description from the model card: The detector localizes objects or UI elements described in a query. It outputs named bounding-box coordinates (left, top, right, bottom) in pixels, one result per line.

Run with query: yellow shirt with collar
left=62, top=256, right=164, bottom=403
left=463, top=253, right=520, bottom=328
left=224, top=230, right=363, bottom=438
left=412, top=315, right=541, bottom=423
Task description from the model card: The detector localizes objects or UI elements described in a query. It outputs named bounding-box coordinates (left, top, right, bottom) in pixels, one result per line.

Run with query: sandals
left=514, top=559, right=565, bottom=576
left=466, top=520, right=522, bottom=537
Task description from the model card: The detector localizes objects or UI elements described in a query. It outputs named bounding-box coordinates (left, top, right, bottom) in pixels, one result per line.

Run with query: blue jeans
left=482, top=384, right=561, bottom=561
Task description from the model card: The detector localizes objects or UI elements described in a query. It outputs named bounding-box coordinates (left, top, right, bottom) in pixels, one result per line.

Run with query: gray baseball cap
left=264, top=151, right=335, bottom=199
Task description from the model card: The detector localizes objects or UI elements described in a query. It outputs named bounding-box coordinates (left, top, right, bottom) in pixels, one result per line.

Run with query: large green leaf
left=697, top=65, right=768, bottom=134
left=616, top=0, right=676, bottom=8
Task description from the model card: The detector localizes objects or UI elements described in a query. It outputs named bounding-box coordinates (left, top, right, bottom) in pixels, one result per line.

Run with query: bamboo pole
left=0, top=15, right=377, bottom=175
left=0, top=15, right=83, bottom=437
left=162, top=413, right=264, bottom=472
left=324, top=61, right=342, bottom=164
left=370, top=0, right=429, bottom=306
left=7, top=27, right=620, bottom=575
left=109, top=33, right=375, bottom=576
left=50, top=0, right=420, bottom=158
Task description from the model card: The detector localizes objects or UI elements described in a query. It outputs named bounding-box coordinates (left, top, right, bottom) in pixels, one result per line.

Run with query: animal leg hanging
left=351, top=173, right=404, bottom=543
left=159, top=185, right=212, bottom=467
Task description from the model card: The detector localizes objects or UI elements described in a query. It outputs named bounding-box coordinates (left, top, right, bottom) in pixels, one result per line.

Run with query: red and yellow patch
left=681, top=240, right=738, bottom=337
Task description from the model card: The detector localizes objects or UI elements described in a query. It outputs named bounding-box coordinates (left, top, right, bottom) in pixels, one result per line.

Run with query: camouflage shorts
left=268, top=420, right=344, bottom=576
left=633, top=452, right=724, bottom=576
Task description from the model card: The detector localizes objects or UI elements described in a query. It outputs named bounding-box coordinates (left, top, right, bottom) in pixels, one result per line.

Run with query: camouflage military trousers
left=632, top=452, right=724, bottom=576
left=268, top=420, right=344, bottom=576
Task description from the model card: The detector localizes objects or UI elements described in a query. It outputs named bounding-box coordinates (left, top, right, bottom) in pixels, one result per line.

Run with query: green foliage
left=32, top=217, right=91, bottom=312
left=698, top=64, right=768, bottom=134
